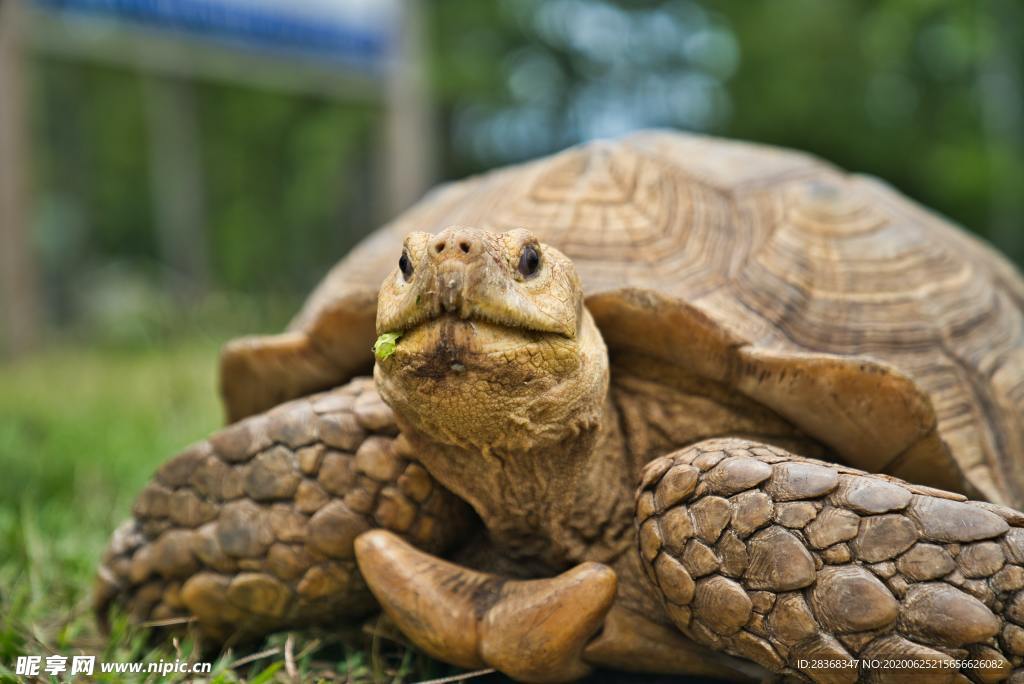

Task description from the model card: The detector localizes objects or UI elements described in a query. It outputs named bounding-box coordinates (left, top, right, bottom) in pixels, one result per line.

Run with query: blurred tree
left=25, top=0, right=1024, bottom=338
left=198, top=84, right=376, bottom=294
left=721, top=0, right=1024, bottom=263
left=428, top=0, right=1024, bottom=261
left=30, top=61, right=378, bottom=329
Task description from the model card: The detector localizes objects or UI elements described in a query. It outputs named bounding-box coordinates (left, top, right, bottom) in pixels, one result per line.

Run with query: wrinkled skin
left=98, top=227, right=1024, bottom=683
left=375, top=227, right=615, bottom=568
left=376, top=228, right=605, bottom=456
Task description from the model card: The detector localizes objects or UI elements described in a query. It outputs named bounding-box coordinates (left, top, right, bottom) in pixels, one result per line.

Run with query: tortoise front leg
left=94, top=377, right=474, bottom=643
left=638, top=438, right=1020, bottom=683
left=353, top=529, right=617, bottom=683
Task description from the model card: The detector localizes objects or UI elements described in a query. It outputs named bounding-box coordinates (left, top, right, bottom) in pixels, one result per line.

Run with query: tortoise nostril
left=459, top=241, right=470, bottom=253
left=435, top=242, right=445, bottom=253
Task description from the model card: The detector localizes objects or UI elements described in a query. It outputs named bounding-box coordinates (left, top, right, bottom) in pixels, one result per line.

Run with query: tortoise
left=96, top=131, right=1024, bottom=683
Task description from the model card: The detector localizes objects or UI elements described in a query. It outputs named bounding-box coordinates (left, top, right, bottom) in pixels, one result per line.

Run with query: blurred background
left=2, top=0, right=1023, bottom=357
left=1, top=0, right=1023, bottom=679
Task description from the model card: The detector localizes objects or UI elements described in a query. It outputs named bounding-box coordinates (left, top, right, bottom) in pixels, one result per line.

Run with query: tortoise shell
left=222, top=132, right=1024, bottom=508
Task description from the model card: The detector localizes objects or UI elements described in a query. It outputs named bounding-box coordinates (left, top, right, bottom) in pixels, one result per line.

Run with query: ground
left=0, top=334, right=716, bottom=683
left=0, top=337, right=464, bottom=683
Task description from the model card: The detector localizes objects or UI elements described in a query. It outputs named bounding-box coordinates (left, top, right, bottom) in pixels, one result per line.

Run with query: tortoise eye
left=399, top=251, right=414, bottom=281
left=518, top=245, right=540, bottom=278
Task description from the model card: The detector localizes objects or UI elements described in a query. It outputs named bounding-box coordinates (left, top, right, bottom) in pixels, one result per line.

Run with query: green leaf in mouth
left=373, top=332, right=403, bottom=360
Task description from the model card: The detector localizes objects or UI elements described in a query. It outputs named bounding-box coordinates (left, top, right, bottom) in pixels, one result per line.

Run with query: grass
left=0, top=317, right=686, bottom=684
left=0, top=336, right=480, bottom=683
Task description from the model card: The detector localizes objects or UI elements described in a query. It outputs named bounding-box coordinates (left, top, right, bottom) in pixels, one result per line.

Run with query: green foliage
left=200, top=84, right=376, bottom=293
left=373, top=332, right=402, bottom=361
left=719, top=0, right=1024, bottom=261
left=30, top=65, right=378, bottom=329
left=26, top=0, right=1024, bottom=334
left=427, top=0, right=1024, bottom=263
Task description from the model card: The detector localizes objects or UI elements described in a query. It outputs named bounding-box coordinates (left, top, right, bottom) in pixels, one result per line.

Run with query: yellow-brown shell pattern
left=294, top=131, right=1024, bottom=508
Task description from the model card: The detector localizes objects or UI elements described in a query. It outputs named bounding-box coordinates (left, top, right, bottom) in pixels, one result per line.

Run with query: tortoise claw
left=478, top=560, right=619, bottom=682
left=354, top=530, right=617, bottom=683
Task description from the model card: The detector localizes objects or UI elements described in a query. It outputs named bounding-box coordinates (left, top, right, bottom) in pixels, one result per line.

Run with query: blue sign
left=32, top=0, right=395, bottom=69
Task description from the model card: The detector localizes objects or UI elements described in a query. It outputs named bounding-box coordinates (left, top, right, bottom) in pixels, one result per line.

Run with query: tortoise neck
left=396, top=396, right=633, bottom=571
left=375, top=305, right=617, bottom=569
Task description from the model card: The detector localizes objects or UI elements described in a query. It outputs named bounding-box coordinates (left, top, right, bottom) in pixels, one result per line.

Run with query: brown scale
left=638, top=438, right=1024, bottom=682
left=95, top=379, right=474, bottom=643
left=93, top=132, right=1024, bottom=681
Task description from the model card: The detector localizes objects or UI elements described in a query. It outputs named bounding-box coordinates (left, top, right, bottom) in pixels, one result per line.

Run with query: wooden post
left=0, top=0, right=42, bottom=356
left=382, top=0, right=436, bottom=218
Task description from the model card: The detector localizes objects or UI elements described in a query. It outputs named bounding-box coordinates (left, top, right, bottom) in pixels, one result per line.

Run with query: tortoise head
left=373, top=226, right=609, bottom=454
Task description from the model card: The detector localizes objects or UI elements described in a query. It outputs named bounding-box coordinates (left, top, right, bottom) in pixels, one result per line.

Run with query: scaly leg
left=637, top=437, right=1023, bottom=683
left=94, top=377, right=474, bottom=643
left=353, top=530, right=617, bottom=683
